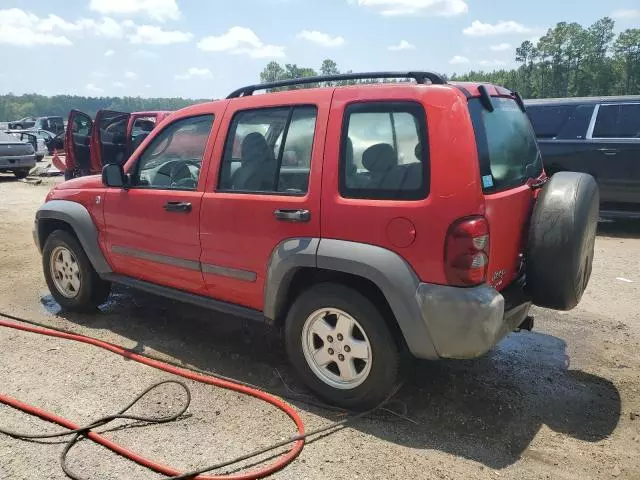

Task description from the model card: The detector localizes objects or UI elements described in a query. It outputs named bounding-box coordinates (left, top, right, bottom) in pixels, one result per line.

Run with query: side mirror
left=102, top=163, right=126, bottom=188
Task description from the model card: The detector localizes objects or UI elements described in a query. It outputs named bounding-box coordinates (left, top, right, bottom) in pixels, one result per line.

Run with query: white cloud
left=144, top=84, right=151, bottom=89
left=463, top=20, right=533, bottom=36
left=478, top=59, right=507, bottom=67
left=89, top=0, right=180, bottom=22
left=175, top=67, right=213, bottom=80
left=388, top=39, right=415, bottom=51
left=490, top=42, right=511, bottom=51
left=124, top=71, right=138, bottom=79
left=113, top=81, right=126, bottom=88
left=0, top=8, right=72, bottom=46
left=134, top=49, right=160, bottom=58
left=449, top=55, right=469, bottom=64
left=0, top=8, right=131, bottom=46
left=128, top=25, right=193, bottom=45
left=354, top=0, right=468, bottom=16
left=612, top=9, right=640, bottom=19
left=297, top=30, right=345, bottom=47
left=197, top=27, right=285, bottom=58
left=104, top=49, right=115, bottom=57
left=78, top=17, right=125, bottom=38
left=86, top=83, right=104, bottom=94
left=37, top=14, right=83, bottom=32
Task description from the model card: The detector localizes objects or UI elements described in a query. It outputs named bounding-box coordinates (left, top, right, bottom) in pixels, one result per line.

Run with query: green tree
left=516, top=40, right=535, bottom=97
left=613, top=29, right=640, bottom=94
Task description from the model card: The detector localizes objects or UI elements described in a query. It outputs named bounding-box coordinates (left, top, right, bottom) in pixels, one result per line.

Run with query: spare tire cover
left=526, top=172, right=599, bottom=311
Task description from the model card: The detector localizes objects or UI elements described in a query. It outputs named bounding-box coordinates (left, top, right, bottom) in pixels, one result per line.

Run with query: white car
left=5, top=129, right=53, bottom=161
left=0, top=131, right=36, bottom=178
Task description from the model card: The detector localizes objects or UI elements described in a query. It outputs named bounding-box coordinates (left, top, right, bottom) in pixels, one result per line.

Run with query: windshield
left=469, top=97, right=542, bottom=192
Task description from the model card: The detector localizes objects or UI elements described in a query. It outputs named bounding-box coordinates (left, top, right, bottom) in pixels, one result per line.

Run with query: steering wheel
left=169, top=160, right=200, bottom=189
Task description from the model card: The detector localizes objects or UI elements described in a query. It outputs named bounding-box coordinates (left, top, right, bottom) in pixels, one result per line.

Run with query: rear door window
left=470, top=97, right=542, bottom=192
left=592, top=104, right=640, bottom=139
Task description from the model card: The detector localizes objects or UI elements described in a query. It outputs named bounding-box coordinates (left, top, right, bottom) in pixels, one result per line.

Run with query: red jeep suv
left=34, top=72, right=599, bottom=408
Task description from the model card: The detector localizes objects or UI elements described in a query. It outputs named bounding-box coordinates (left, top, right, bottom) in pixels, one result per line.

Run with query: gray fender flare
left=35, top=200, right=112, bottom=275
left=264, top=238, right=438, bottom=360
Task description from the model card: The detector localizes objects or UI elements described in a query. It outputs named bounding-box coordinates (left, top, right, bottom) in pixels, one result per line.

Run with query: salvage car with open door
left=58, top=109, right=93, bottom=179
left=55, top=109, right=171, bottom=180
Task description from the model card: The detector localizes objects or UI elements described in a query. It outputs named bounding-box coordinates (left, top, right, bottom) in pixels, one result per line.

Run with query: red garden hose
left=0, top=315, right=306, bottom=479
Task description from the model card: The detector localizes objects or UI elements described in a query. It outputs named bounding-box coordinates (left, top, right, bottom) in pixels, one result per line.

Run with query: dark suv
left=525, top=96, right=640, bottom=218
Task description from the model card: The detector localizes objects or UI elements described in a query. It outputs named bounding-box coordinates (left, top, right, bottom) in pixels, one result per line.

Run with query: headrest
left=241, top=132, right=271, bottom=163
left=362, top=143, right=397, bottom=173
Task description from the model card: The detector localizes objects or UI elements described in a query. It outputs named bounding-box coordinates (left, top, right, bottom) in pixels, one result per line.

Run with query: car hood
left=55, top=175, right=103, bottom=190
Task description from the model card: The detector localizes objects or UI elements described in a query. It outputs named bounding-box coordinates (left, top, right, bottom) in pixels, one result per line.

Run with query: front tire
left=285, top=283, right=399, bottom=409
left=42, top=230, right=111, bottom=311
left=14, top=169, right=29, bottom=179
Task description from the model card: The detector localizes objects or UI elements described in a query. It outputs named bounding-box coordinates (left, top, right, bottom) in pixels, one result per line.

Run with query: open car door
left=92, top=110, right=131, bottom=172
left=65, top=110, right=93, bottom=177
left=127, top=111, right=171, bottom=156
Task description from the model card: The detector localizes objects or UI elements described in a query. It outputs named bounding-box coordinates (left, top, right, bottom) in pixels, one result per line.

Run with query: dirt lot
left=0, top=172, right=639, bottom=479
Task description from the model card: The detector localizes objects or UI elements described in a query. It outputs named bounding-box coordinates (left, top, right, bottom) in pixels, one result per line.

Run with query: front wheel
left=285, top=283, right=400, bottom=409
left=42, top=230, right=111, bottom=311
left=13, top=169, right=29, bottom=179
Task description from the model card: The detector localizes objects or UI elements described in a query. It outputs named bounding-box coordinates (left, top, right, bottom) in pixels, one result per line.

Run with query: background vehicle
left=47, top=131, right=65, bottom=155
left=0, top=131, right=36, bottom=178
left=57, top=109, right=170, bottom=179
left=8, top=116, right=64, bottom=134
left=5, top=129, right=53, bottom=160
left=8, top=116, right=36, bottom=129
left=35, top=72, right=598, bottom=408
left=525, top=96, right=640, bottom=218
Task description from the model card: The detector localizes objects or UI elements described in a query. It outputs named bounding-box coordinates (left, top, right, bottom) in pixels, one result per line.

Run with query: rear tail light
left=445, top=216, right=489, bottom=287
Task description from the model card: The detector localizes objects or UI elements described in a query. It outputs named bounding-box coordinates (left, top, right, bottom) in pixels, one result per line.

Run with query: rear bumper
left=0, top=155, right=36, bottom=170
left=415, top=277, right=531, bottom=359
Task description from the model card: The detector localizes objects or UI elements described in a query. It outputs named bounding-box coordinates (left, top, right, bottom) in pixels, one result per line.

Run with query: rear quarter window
left=470, top=97, right=542, bottom=193
left=526, top=105, right=576, bottom=139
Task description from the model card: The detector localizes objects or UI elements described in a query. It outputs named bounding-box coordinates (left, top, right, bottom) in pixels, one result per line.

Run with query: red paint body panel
left=199, top=90, right=331, bottom=310
left=99, top=104, right=228, bottom=295
left=102, top=188, right=205, bottom=293
left=321, top=85, right=485, bottom=285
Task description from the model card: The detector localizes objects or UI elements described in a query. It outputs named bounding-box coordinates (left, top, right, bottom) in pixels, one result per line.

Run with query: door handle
left=274, top=209, right=310, bottom=223
left=164, top=201, right=192, bottom=213
left=597, top=148, right=619, bottom=156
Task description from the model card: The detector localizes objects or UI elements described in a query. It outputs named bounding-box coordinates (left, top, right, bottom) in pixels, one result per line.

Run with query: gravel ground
left=0, top=172, right=639, bottom=479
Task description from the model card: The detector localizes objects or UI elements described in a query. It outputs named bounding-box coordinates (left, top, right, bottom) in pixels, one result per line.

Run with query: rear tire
left=13, top=169, right=29, bottom=179
left=285, top=283, right=399, bottom=410
left=526, top=172, right=599, bottom=310
left=42, top=230, right=111, bottom=312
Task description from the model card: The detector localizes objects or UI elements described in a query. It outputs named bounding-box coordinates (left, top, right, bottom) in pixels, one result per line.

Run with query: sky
left=0, top=0, right=638, bottom=100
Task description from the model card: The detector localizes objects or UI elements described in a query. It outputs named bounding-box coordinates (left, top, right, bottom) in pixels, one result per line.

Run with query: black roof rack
left=226, top=71, right=447, bottom=99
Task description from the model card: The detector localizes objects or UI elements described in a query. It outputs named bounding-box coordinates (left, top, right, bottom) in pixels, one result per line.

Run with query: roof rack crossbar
left=226, top=71, right=447, bottom=99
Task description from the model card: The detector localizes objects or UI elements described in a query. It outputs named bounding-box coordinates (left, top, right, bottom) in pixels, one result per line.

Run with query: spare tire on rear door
left=526, top=172, right=599, bottom=311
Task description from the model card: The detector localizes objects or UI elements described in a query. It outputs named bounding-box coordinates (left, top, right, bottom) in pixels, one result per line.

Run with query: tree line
left=454, top=18, right=639, bottom=98
left=0, top=94, right=205, bottom=122
left=1, top=16, right=637, bottom=122
left=258, top=18, right=639, bottom=99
